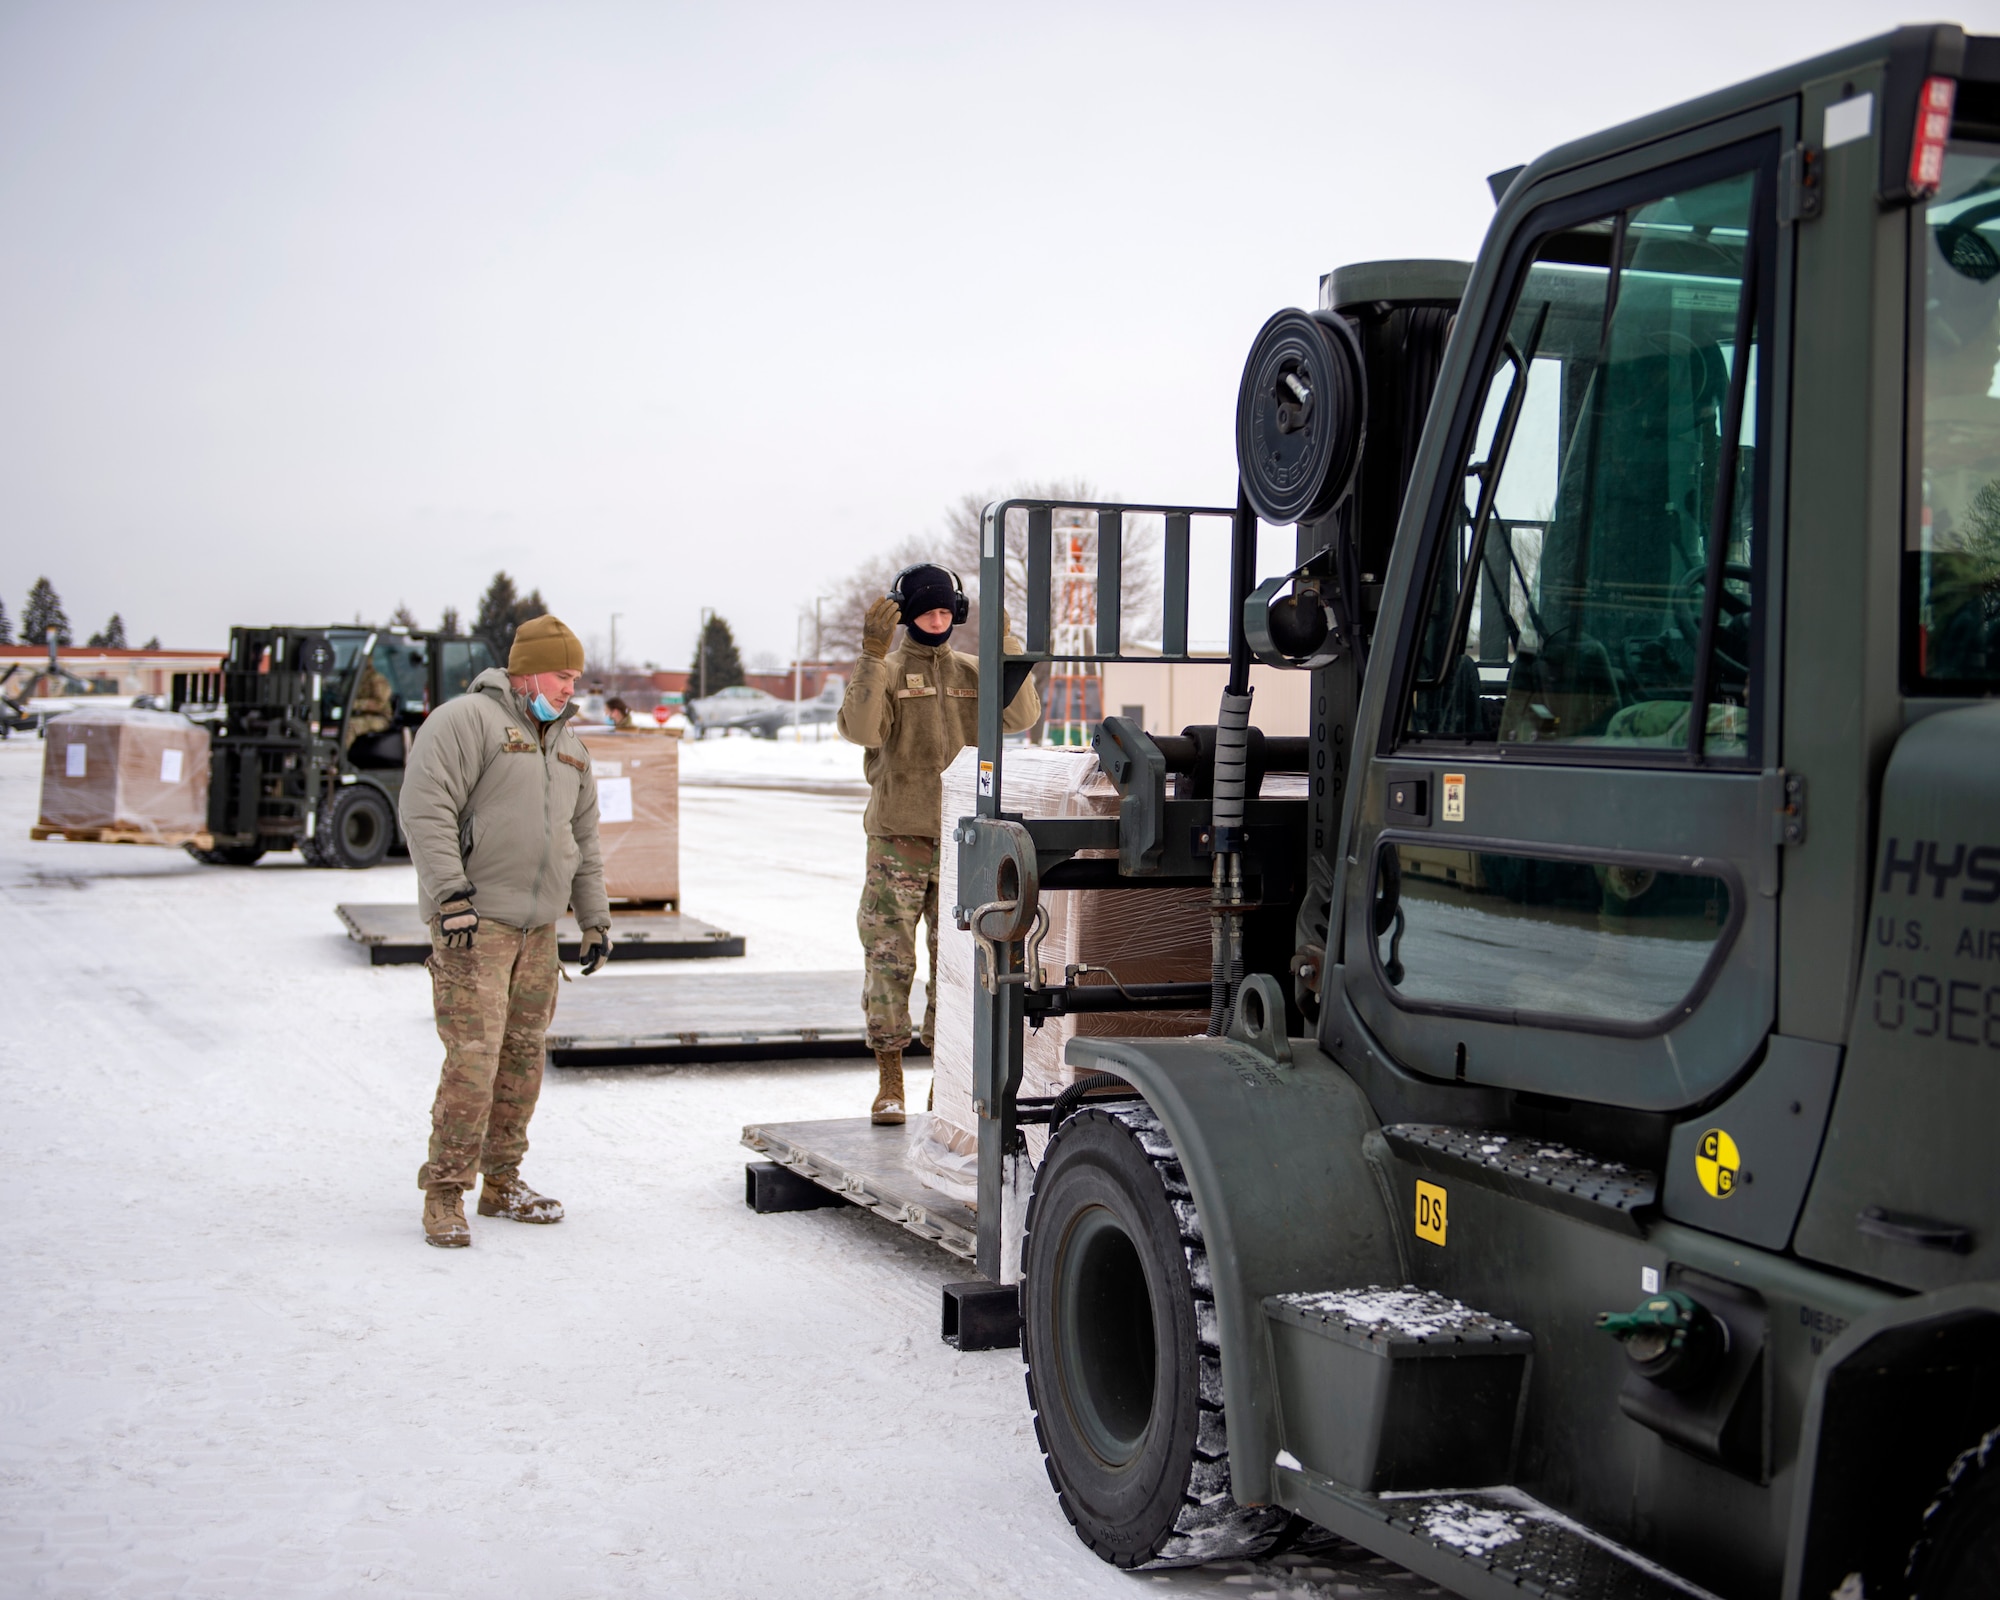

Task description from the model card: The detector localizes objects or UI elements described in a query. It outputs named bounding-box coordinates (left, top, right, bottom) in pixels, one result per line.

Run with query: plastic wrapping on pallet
left=916, top=745, right=1211, bottom=1192
left=36, top=709, right=211, bottom=844
left=577, top=731, right=679, bottom=906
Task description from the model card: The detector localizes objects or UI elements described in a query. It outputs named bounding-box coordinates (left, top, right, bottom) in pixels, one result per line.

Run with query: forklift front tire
left=315, top=785, right=394, bottom=870
left=1022, top=1102, right=1289, bottom=1569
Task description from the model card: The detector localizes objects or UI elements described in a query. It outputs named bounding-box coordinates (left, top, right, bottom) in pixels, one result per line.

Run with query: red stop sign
left=652, top=704, right=671, bottom=724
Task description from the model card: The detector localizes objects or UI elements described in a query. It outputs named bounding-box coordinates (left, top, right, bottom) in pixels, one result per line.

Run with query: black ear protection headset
left=887, top=564, right=970, bottom=625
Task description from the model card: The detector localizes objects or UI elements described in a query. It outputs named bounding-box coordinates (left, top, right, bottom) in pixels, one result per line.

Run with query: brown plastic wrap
left=922, top=746, right=1210, bottom=1181
left=36, top=709, right=211, bottom=843
left=577, top=731, right=680, bottom=906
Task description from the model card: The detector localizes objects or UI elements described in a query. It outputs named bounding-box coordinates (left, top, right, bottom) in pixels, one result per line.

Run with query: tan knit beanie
left=508, top=615, right=585, bottom=674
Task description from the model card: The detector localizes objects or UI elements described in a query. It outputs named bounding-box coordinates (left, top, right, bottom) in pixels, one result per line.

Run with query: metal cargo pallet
left=742, top=1117, right=973, bottom=1260
left=545, top=969, right=926, bottom=1065
left=336, top=903, right=745, bottom=966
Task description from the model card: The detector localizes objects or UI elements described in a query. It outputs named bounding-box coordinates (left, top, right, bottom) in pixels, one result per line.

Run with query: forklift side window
left=1406, top=169, right=1759, bottom=758
left=1908, top=142, right=2000, bottom=692
left=1374, top=840, right=1736, bottom=1032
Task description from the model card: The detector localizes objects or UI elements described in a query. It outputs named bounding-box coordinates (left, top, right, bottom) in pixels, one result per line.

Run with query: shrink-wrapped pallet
left=914, top=746, right=1211, bottom=1199
left=577, top=731, right=680, bottom=907
left=36, top=709, right=211, bottom=844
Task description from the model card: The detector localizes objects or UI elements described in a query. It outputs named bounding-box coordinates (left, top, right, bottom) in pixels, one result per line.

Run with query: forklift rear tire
left=316, top=785, right=393, bottom=870
left=1022, top=1102, right=1290, bottom=1569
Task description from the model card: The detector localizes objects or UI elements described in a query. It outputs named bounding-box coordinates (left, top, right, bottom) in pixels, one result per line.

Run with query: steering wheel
left=1672, top=562, right=1753, bottom=680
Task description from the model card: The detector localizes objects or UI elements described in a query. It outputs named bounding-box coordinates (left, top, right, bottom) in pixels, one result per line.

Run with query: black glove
left=438, top=891, right=478, bottom=951
left=579, top=927, right=612, bottom=975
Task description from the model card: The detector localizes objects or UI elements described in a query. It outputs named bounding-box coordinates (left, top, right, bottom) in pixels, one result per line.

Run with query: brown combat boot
left=423, top=1186, right=470, bottom=1248
left=871, top=1049, right=906, bottom=1125
left=478, top=1174, right=564, bottom=1224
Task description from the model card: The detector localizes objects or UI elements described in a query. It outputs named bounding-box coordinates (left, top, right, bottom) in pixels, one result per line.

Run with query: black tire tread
left=1024, top=1100, right=1290, bottom=1570
left=1909, top=1423, right=2000, bottom=1598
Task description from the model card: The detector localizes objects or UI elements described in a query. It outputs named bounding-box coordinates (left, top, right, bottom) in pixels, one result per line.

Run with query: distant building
left=0, top=644, right=223, bottom=700
left=646, top=663, right=845, bottom=702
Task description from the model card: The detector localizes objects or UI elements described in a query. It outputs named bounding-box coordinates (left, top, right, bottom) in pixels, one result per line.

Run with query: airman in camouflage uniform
left=839, top=566, right=1038, bottom=1123
left=344, top=656, right=395, bottom=748
left=399, top=614, right=611, bottom=1248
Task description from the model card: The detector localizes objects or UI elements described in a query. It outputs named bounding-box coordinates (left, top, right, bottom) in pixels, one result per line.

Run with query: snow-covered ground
left=0, top=734, right=1434, bottom=1598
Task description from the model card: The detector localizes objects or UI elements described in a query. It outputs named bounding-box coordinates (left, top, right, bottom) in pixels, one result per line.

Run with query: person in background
left=605, top=696, right=635, bottom=730
left=344, top=655, right=394, bottom=749
left=837, top=565, right=1039, bottom=1123
left=398, top=614, right=613, bottom=1248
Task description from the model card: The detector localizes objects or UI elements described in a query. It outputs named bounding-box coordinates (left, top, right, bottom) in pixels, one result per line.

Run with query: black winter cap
left=894, top=564, right=961, bottom=621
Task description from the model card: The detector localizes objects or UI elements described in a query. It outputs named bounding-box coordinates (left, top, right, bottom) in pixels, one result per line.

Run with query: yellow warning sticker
left=1442, top=773, right=1465, bottom=822
left=1696, top=1128, right=1740, bottom=1198
left=1415, top=1180, right=1448, bottom=1246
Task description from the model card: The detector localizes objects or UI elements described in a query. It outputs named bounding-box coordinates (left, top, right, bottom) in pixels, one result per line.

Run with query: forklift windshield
left=1908, top=140, right=2000, bottom=691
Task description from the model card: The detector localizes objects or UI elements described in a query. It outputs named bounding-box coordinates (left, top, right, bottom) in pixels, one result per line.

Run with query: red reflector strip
left=1910, top=75, right=1957, bottom=195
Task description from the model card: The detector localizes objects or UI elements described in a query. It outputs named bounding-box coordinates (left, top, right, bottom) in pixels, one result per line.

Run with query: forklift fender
left=1784, top=1282, right=2000, bottom=1600
left=1064, top=1032, right=1400, bottom=1507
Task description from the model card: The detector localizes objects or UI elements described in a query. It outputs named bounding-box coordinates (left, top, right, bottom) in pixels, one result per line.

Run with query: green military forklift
left=172, top=625, right=496, bottom=868
left=932, top=22, right=2000, bottom=1599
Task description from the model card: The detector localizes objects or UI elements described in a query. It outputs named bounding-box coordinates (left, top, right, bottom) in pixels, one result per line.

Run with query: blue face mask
left=529, top=691, right=561, bottom=721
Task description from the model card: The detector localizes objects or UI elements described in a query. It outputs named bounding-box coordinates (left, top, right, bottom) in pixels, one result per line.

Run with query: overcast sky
left=0, top=0, right=1933, bottom=669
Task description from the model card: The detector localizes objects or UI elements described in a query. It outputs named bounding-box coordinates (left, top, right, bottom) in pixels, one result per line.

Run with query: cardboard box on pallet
left=37, top=709, right=211, bottom=843
left=913, top=746, right=1212, bottom=1199
left=577, top=730, right=679, bottom=907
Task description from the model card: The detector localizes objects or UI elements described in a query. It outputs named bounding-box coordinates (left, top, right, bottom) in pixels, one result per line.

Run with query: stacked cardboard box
left=577, top=730, right=680, bottom=907
left=37, top=709, right=211, bottom=844
left=914, top=746, right=1211, bottom=1196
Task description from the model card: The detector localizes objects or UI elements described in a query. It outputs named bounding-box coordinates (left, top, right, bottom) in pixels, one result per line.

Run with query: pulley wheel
left=298, top=635, right=337, bottom=674
left=1234, top=308, right=1366, bottom=525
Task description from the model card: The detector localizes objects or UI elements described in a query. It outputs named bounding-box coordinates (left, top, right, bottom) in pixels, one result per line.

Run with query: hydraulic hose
left=1209, top=481, right=1263, bottom=1036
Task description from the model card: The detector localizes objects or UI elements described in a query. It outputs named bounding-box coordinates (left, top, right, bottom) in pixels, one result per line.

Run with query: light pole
left=609, top=612, right=622, bottom=681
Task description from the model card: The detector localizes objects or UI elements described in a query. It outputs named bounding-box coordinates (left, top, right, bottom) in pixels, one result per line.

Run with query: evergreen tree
left=514, top=589, right=548, bottom=629
left=141, top=636, right=161, bottom=650
left=438, top=606, right=461, bottom=636
left=473, top=572, right=521, bottom=663
left=0, top=597, right=11, bottom=645
left=389, top=603, right=420, bottom=629
left=690, top=614, right=745, bottom=696
left=21, top=578, right=70, bottom=647
left=86, top=614, right=128, bottom=649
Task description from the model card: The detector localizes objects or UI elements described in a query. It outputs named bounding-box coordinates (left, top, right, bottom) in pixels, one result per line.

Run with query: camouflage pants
left=858, top=834, right=939, bottom=1052
left=417, top=919, right=560, bottom=1192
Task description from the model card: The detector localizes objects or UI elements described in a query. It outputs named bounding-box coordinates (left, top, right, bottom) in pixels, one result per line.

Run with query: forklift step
left=1265, top=1287, right=1533, bottom=1493
left=1382, top=1123, right=1658, bottom=1235
left=335, top=902, right=745, bottom=966
left=941, top=1279, right=1021, bottom=1351
left=1269, top=1467, right=1716, bottom=1600
left=745, top=1161, right=849, bottom=1213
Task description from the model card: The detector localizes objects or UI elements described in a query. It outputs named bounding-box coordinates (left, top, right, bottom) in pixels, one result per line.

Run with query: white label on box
left=596, top=775, right=634, bottom=824
left=1823, top=91, right=1872, bottom=149
left=161, top=749, right=184, bottom=784
left=591, top=760, right=622, bottom=779
left=66, top=744, right=86, bottom=777
left=1442, top=772, right=1465, bottom=823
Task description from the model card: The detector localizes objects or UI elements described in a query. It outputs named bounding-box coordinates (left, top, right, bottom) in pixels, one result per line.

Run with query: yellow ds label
left=1415, top=1180, right=1448, bottom=1246
left=1442, top=773, right=1466, bottom=823
left=1696, top=1128, right=1740, bottom=1199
